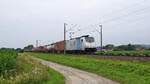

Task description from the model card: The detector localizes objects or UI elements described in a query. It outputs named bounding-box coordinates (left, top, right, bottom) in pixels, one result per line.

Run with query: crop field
left=96, top=50, right=150, bottom=57
left=29, top=53, right=150, bottom=84
left=0, top=49, right=17, bottom=77
left=0, top=49, right=65, bottom=84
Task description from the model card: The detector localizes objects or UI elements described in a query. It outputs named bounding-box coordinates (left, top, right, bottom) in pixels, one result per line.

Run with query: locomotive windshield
left=85, top=37, right=95, bottom=43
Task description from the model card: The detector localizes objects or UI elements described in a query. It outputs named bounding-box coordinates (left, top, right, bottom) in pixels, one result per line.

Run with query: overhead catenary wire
left=69, top=5, right=150, bottom=33
left=65, top=0, right=150, bottom=38
left=80, top=9, right=150, bottom=41
left=88, top=2, right=150, bottom=28
left=104, top=11, right=150, bottom=28
left=102, top=0, right=148, bottom=18
left=102, top=6, right=150, bottom=24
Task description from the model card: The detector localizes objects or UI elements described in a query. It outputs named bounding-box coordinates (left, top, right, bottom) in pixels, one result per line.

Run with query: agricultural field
left=0, top=49, right=65, bottom=84
left=96, top=50, right=150, bottom=57
left=0, top=49, right=17, bottom=77
left=29, top=53, right=150, bottom=84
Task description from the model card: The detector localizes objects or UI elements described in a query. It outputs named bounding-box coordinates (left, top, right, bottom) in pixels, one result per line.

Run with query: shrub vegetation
left=0, top=49, right=17, bottom=77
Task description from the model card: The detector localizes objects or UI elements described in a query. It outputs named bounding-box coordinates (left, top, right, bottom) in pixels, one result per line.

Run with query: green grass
left=45, top=68, right=65, bottom=84
left=29, top=53, right=150, bottom=84
left=19, top=53, right=65, bottom=84
left=0, top=53, right=65, bottom=84
left=96, top=50, right=150, bottom=57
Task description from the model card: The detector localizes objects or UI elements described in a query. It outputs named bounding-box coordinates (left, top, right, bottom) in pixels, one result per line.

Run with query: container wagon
left=54, top=41, right=65, bottom=53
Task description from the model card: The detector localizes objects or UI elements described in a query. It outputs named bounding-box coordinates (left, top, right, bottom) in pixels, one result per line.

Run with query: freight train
left=32, top=35, right=97, bottom=53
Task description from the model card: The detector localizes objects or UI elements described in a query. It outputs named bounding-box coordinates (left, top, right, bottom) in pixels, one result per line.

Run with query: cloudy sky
left=0, top=0, right=150, bottom=48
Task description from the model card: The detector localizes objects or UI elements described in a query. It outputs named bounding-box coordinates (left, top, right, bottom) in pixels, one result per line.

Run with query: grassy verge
left=19, top=53, right=65, bottom=84
left=44, top=68, right=65, bottom=84
left=0, top=53, right=65, bottom=84
left=29, top=53, right=150, bottom=84
left=96, top=51, right=150, bottom=57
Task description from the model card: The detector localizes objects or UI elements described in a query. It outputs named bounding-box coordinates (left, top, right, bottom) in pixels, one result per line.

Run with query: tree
left=0, top=47, right=15, bottom=50
left=24, top=45, right=34, bottom=51
left=16, top=48, right=23, bottom=53
left=104, top=44, right=114, bottom=50
left=115, top=44, right=136, bottom=51
left=127, top=44, right=136, bottom=51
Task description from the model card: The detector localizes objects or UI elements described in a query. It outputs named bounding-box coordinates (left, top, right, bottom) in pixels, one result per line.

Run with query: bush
left=0, top=49, right=17, bottom=77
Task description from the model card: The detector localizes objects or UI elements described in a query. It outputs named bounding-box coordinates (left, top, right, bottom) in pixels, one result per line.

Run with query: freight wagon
left=54, top=41, right=65, bottom=53
left=32, top=46, right=49, bottom=52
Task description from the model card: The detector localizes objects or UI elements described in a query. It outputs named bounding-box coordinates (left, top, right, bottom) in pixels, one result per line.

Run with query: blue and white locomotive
left=66, top=35, right=97, bottom=53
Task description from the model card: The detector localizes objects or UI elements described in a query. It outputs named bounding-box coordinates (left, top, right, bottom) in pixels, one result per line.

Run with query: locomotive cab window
left=81, top=39, right=83, bottom=42
left=85, top=37, right=94, bottom=43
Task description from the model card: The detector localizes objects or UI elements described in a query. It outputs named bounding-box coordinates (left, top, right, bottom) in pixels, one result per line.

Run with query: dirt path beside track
left=34, top=57, right=119, bottom=84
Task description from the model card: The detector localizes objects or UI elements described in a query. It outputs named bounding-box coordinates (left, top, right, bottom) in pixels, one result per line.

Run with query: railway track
left=70, top=53, right=150, bottom=61
left=84, top=54, right=150, bottom=61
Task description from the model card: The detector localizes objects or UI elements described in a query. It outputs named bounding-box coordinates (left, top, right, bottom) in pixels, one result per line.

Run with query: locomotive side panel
left=66, top=39, right=77, bottom=51
left=76, top=38, right=81, bottom=50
